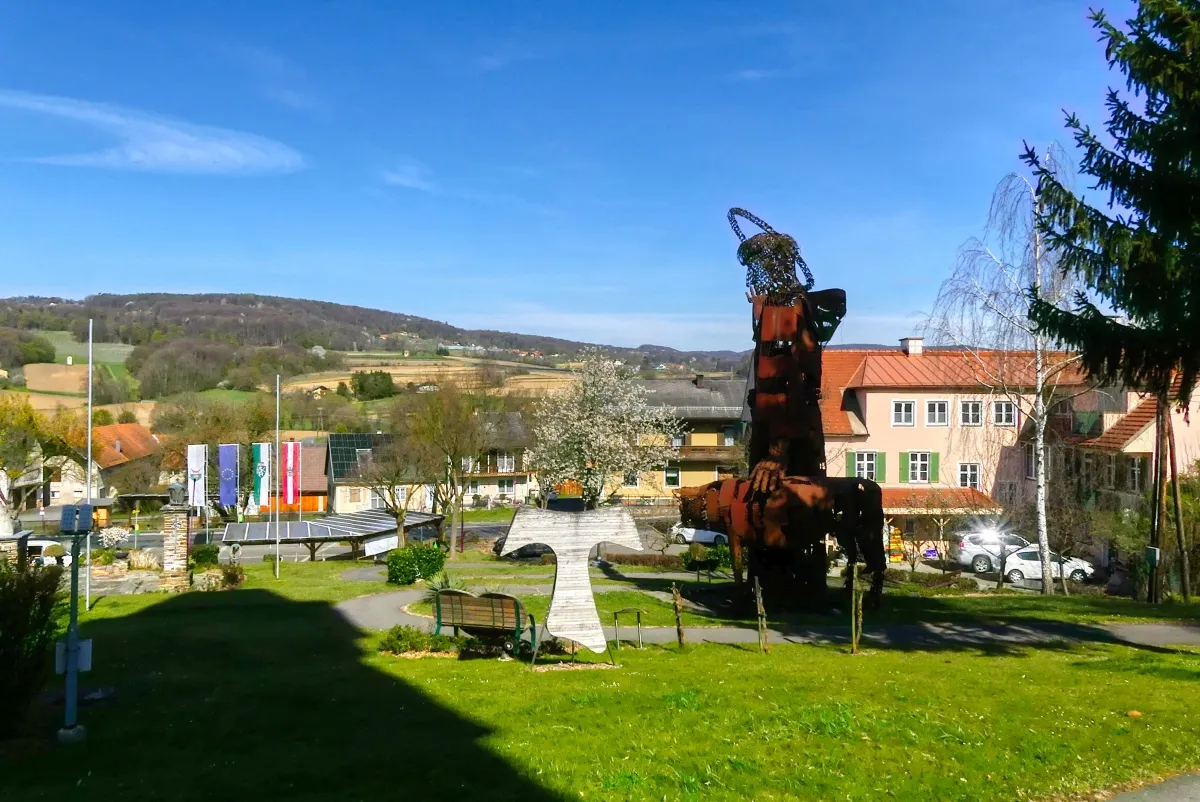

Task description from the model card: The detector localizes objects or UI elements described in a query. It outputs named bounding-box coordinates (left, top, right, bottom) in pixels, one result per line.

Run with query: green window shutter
left=876, top=453, right=886, bottom=483
left=846, top=452, right=857, bottom=478
left=930, top=452, right=940, bottom=484
left=899, top=452, right=909, bottom=484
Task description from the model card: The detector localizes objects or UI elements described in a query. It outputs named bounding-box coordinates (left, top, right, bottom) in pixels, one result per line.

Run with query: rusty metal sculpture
left=678, top=209, right=886, bottom=608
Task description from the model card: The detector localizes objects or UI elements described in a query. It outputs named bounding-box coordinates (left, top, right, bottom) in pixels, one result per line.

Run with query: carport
left=219, top=509, right=445, bottom=561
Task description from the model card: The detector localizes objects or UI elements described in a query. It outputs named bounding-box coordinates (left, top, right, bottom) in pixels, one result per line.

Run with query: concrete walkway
left=333, top=589, right=1200, bottom=649
left=1112, top=775, right=1200, bottom=801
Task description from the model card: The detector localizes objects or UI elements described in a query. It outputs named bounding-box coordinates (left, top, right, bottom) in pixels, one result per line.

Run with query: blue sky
left=0, top=0, right=1131, bottom=351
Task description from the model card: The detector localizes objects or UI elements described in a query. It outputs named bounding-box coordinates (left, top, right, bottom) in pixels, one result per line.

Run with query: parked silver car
left=949, top=530, right=1030, bottom=574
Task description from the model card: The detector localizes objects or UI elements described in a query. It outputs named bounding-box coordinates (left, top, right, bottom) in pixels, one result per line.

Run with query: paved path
left=333, top=589, right=1200, bottom=649
left=1113, top=775, right=1200, bottom=801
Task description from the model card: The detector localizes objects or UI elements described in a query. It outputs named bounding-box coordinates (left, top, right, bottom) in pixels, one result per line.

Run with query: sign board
left=364, top=534, right=399, bottom=557
left=1145, top=546, right=1161, bottom=568
left=55, top=639, right=92, bottom=674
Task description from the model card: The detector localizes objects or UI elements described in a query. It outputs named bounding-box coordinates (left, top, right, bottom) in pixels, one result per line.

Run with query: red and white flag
left=282, top=442, right=301, bottom=505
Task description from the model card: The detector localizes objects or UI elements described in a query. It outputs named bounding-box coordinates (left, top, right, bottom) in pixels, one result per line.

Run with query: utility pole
left=274, top=374, right=281, bottom=578
left=58, top=529, right=86, bottom=743
left=84, top=319, right=93, bottom=611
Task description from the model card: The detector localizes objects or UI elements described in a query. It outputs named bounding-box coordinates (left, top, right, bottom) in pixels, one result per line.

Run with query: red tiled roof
left=1079, top=397, right=1157, bottom=451
left=848, top=351, right=1088, bottom=390
left=880, top=487, right=1002, bottom=513
left=821, top=350, right=890, bottom=436
left=92, top=423, right=161, bottom=470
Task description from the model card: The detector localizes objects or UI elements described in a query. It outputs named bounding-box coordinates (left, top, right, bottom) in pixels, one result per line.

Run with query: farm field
left=33, top=330, right=135, bottom=365
left=22, top=363, right=88, bottom=394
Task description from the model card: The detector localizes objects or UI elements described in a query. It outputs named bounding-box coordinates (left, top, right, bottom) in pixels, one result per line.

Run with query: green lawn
left=194, top=388, right=264, bottom=403
left=6, top=562, right=1200, bottom=801
left=462, top=507, right=517, bottom=523
left=35, top=330, right=135, bottom=365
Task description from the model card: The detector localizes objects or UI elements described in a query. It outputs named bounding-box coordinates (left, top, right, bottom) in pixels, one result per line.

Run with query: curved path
left=333, top=589, right=1200, bottom=649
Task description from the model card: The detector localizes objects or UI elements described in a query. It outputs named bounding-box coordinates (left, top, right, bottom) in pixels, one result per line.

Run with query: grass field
left=34, top=330, right=135, bottom=365
left=462, top=507, right=518, bottom=523
left=6, top=562, right=1200, bottom=801
left=195, top=388, right=265, bottom=403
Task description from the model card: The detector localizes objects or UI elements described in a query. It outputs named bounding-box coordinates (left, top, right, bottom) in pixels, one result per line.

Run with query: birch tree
left=526, top=349, right=683, bottom=509
left=924, top=158, right=1088, bottom=594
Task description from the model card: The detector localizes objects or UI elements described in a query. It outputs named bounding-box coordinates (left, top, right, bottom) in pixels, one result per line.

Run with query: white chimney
left=900, top=337, right=924, bottom=356
left=114, top=439, right=122, bottom=453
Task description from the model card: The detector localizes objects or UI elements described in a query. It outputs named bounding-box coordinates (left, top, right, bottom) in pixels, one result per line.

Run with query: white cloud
left=454, top=303, right=750, bottom=352
left=379, top=158, right=436, bottom=192
left=0, top=89, right=304, bottom=174
left=217, top=42, right=322, bottom=111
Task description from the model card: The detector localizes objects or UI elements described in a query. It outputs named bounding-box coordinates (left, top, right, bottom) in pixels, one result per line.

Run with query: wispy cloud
left=380, top=158, right=436, bottom=191
left=472, top=42, right=540, bottom=73
left=455, top=303, right=748, bottom=351
left=378, top=158, right=555, bottom=214
left=0, top=89, right=304, bottom=174
left=217, top=42, right=323, bottom=111
left=728, top=67, right=793, bottom=82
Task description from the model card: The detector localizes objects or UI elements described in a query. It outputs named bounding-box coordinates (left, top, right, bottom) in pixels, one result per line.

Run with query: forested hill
left=0, top=293, right=746, bottom=370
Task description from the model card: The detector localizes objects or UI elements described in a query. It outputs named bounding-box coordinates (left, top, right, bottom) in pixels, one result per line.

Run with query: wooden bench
left=434, top=589, right=537, bottom=656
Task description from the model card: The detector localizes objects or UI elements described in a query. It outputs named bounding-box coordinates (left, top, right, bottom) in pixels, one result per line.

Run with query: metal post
left=274, top=375, right=281, bottom=579
left=84, top=319, right=93, bottom=612
left=58, top=533, right=85, bottom=742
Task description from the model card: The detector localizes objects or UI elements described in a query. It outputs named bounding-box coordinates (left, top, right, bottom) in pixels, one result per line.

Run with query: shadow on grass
left=5, top=590, right=568, bottom=802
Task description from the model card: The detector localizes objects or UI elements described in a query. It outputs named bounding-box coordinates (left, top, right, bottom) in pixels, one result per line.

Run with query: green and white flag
left=252, top=442, right=271, bottom=507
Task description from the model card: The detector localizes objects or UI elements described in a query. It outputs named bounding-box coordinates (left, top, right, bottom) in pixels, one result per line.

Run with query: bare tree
left=358, top=436, right=430, bottom=549
left=405, top=380, right=487, bottom=561
left=925, top=153, right=1089, bottom=594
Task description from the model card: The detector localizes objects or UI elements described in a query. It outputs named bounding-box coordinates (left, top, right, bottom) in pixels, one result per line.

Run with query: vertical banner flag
left=218, top=444, right=239, bottom=506
left=251, top=443, right=271, bottom=508
left=186, top=444, right=207, bottom=508
left=282, top=442, right=301, bottom=505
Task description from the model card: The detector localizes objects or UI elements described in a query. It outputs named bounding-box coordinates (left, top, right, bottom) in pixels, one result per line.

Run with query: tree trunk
left=1033, top=343, right=1054, bottom=594
left=1166, top=406, right=1191, bottom=602
left=395, top=512, right=407, bottom=548
left=447, top=492, right=461, bottom=561
left=1153, top=402, right=1169, bottom=603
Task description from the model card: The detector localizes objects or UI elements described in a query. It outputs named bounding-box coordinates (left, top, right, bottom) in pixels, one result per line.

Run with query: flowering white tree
left=526, top=350, right=683, bottom=509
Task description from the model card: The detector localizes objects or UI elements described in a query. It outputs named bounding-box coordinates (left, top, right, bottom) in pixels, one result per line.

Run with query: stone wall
left=160, top=506, right=191, bottom=592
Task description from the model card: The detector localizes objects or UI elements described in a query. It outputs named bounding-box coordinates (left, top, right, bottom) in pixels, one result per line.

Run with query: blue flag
left=218, top=444, right=239, bottom=506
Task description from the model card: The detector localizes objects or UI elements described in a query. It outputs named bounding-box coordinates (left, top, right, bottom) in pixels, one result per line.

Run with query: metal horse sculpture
left=677, top=209, right=886, bottom=608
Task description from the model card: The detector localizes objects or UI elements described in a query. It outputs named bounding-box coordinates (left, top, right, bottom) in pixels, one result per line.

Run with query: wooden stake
left=671, top=583, right=686, bottom=650
left=851, top=563, right=860, bottom=654
left=754, top=576, right=768, bottom=653
left=1166, top=403, right=1192, bottom=603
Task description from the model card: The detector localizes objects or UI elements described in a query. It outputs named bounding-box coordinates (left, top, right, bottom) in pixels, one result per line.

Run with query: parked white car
left=1004, top=549, right=1095, bottom=584
left=27, top=539, right=73, bottom=567
left=670, top=522, right=729, bottom=546
left=949, top=530, right=1030, bottom=574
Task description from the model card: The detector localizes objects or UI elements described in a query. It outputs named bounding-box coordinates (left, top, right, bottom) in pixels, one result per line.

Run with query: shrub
left=128, top=549, right=162, bottom=570
left=540, top=553, right=557, bottom=565
left=93, top=548, right=116, bottom=566
left=380, top=625, right=430, bottom=653
left=709, top=544, right=733, bottom=570
left=422, top=573, right=467, bottom=604
left=885, top=568, right=978, bottom=593
left=191, top=544, right=220, bottom=568
left=263, top=553, right=279, bottom=564
left=604, top=553, right=683, bottom=569
left=42, top=543, right=66, bottom=562
left=386, top=544, right=446, bottom=585
left=0, top=559, right=63, bottom=737
left=682, top=544, right=720, bottom=573
left=220, top=564, right=246, bottom=589
left=99, top=526, right=130, bottom=549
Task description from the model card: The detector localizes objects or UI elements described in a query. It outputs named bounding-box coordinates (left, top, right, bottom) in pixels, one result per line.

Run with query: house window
left=960, top=400, right=982, bottom=426
left=996, top=481, right=1018, bottom=506
left=461, top=456, right=477, bottom=474
left=893, top=400, right=915, bottom=426
left=369, top=490, right=385, bottom=510
left=1128, top=457, right=1143, bottom=492
left=904, top=518, right=917, bottom=535
left=665, top=467, right=681, bottom=488
left=496, top=452, right=515, bottom=473
left=497, top=479, right=514, bottom=495
left=854, top=452, right=876, bottom=481
left=722, top=425, right=737, bottom=447
left=926, top=400, right=948, bottom=426
left=958, top=462, right=981, bottom=490
left=622, top=471, right=640, bottom=488
left=395, top=486, right=408, bottom=505
left=1024, top=443, right=1036, bottom=479
left=1105, top=454, right=1117, bottom=488
left=465, top=480, right=479, bottom=496
left=910, top=452, right=930, bottom=483
left=349, top=487, right=363, bottom=503
left=671, top=433, right=686, bottom=448
left=993, top=400, right=1016, bottom=426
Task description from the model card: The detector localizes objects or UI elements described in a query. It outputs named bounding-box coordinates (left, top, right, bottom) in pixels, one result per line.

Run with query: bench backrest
left=436, top=590, right=524, bottom=631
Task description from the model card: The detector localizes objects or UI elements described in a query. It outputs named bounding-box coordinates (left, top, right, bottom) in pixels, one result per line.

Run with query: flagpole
left=298, top=440, right=303, bottom=524
left=84, top=319, right=92, bottom=612
left=274, top=374, right=281, bottom=579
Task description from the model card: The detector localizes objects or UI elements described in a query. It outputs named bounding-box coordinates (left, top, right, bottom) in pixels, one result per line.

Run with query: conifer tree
left=1023, top=0, right=1199, bottom=405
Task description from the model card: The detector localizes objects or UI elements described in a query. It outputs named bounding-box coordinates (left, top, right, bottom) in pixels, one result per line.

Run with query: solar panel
left=219, top=509, right=443, bottom=544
